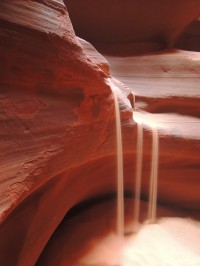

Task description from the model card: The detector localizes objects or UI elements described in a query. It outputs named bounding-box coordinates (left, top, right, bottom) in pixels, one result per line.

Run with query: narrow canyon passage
left=82, top=39, right=200, bottom=212
left=37, top=44, right=200, bottom=265
left=1, top=1, right=200, bottom=265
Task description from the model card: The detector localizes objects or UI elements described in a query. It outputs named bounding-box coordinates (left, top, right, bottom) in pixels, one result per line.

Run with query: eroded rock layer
left=101, top=46, right=200, bottom=211
left=0, top=0, right=200, bottom=265
left=105, top=49, right=200, bottom=117
left=0, top=1, right=132, bottom=265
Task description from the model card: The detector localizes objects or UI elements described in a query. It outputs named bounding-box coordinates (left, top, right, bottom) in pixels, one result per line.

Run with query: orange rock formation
left=0, top=1, right=133, bottom=264
left=0, top=0, right=200, bottom=265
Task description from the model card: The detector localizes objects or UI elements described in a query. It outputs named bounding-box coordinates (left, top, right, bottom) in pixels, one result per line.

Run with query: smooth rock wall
left=67, top=0, right=200, bottom=48
left=175, top=17, right=200, bottom=52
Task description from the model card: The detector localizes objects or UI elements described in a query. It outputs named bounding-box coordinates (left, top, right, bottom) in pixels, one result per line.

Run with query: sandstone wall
left=67, top=0, right=200, bottom=48
left=0, top=1, right=132, bottom=264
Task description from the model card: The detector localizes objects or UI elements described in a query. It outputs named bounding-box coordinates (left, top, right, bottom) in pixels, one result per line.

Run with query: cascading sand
left=109, top=78, right=125, bottom=238
left=36, top=85, right=200, bottom=266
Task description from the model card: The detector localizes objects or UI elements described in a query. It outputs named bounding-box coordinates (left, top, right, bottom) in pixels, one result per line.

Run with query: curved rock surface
left=67, top=0, right=200, bottom=48
left=0, top=0, right=200, bottom=265
left=99, top=46, right=200, bottom=210
left=175, top=17, right=200, bottom=52
left=101, top=46, right=200, bottom=205
left=37, top=199, right=200, bottom=265
left=105, top=49, right=200, bottom=117
left=0, top=1, right=132, bottom=265
left=78, top=37, right=110, bottom=75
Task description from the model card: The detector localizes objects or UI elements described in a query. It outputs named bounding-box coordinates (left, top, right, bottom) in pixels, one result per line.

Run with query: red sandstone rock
left=93, top=44, right=200, bottom=212
left=100, top=45, right=200, bottom=210
left=0, top=1, right=133, bottom=265
left=0, top=0, right=117, bottom=219
left=175, top=17, right=200, bottom=52
left=67, top=0, right=200, bottom=48
left=0, top=1, right=200, bottom=265
left=0, top=1, right=117, bottom=265
left=104, top=49, right=200, bottom=117
left=0, top=1, right=112, bottom=102
left=37, top=199, right=200, bottom=265
left=78, top=37, right=110, bottom=75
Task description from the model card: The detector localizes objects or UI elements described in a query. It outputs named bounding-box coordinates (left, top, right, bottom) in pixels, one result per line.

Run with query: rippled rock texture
left=0, top=1, right=132, bottom=265
left=102, top=46, right=200, bottom=209
left=0, top=0, right=200, bottom=265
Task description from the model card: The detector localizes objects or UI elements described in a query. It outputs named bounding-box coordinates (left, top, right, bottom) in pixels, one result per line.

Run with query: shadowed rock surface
left=175, top=17, right=200, bottom=52
left=67, top=0, right=200, bottom=49
left=0, top=0, right=200, bottom=265
left=37, top=198, right=200, bottom=265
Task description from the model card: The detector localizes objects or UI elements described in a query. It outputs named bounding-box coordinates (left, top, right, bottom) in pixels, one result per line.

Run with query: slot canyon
left=0, top=1, right=200, bottom=265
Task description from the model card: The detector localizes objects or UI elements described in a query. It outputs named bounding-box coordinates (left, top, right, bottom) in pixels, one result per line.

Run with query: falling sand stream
left=110, top=77, right=159, bottom=235
left=109, top=78, right=125, bottom=237
left=110, top=81, right=200, bottom=265
left=134, top=119, right=159, bottom=226
left=36, top=81, right=200, bottom=266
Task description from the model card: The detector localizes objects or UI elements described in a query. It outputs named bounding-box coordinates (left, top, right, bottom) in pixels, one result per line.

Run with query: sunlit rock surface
left=101, top=46, right=200, bottom=210
left=78, top=37, right=110, bottom=76
left=104, top=49, right=200, bottom=117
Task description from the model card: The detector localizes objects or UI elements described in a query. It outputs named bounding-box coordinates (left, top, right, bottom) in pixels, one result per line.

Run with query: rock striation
left=0, top=0, right=200, bottom=265
left=0, top=1, right=132, bottom=265
left=102, top=46, right=200, bottom=211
